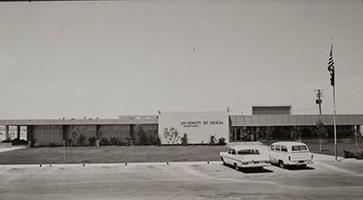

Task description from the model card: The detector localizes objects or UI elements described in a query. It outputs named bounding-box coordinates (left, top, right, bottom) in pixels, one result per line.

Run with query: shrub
left=77, top=133, right=87, bottom=146
left=218, top=137, right=226, bottom=145
left=88, top=136, right=97, bottom=146
left=66, top=138, right=73, bottom=146
left=1, top=139, right=12, bottom=143
left=99, top=137, right=109, bottom=146
left=356, top=151, right=363, bottom=160
left=48, top=142, right=57, bottom=147
left=209, top=135, right=217, bottom=145
left=11, top=139, right=28, bottom=146
left=29, top=139, right=40, bottom=147
left=110, top=137, right=121, bottom=145
left=155, top=136, right=161, bottom=146
left=181, top=133, right=188, bottom=145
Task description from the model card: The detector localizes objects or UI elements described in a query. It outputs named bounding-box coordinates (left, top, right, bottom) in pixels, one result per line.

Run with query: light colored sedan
left=220, top=145, right=271, bottom=170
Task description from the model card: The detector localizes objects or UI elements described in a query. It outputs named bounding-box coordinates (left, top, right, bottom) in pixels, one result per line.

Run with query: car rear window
left=238, top=149, right=260, bottom=155
left=292, top=145, right=308, bottom=151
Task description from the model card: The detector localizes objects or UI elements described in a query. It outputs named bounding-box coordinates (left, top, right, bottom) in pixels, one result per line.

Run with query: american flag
left=328, top=45, right=335, bottom=86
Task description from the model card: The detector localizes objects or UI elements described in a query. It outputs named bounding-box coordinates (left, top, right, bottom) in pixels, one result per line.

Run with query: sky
left=0, top=0, right=362, bottom=119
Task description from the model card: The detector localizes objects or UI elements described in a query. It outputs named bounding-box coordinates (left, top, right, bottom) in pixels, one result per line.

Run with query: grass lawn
left=261, top=138, right=363, bottom=157
left=0, top=145, right=228, bottom=164
left=302, top=139, right=363, bottom=157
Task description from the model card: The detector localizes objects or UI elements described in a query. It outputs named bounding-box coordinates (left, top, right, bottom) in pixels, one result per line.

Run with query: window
left=275, top=145, right=281, bottom=151
left=281, top=145, right=287, bottom=152
left=238, top=149, right=260, bottom=155
left=292, top=145, right=308, bottom=151
left=270, top=145, right=275, bottom=151
left=228, top=148, right=236, bottom=154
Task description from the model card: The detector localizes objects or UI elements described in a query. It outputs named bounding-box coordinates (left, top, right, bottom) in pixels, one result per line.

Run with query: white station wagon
left=269, top=141, right=313, bottom=168
left=220, top=145, right=271, bottom=170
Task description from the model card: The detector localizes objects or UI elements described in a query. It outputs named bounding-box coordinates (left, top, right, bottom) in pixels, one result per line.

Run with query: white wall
left=158, top=111, right=229, bottom=144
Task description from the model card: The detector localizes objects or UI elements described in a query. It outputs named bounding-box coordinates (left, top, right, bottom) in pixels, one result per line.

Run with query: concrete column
left=17, top=126, right=21, bottom=140
left=129, top=125, right=134, bottom=145
left=96, top=125, right=100, bottom=138
left=26, top=126, right=33, bottom=141
left=5, top=125, right=9, bottom=140
left=62, top=125, right=67, bottom=141
left=234, top=128, right=237, bottom=142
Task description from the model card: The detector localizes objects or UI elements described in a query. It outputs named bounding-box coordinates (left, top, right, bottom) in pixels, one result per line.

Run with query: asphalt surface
left=1, top=156, right=363, bottom=200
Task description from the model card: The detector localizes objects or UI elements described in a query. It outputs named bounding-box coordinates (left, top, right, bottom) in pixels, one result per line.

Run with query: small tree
left=77, top=133, right=87, bottom=146
left=218, top=137, right=226, bottom=145
left=180, top=133, right=188, bottom=145
left=163, top=127, right=181, bottom=144
left=209, top=135, right=217, bottom=145
left=290, top=126, right=302, bottom=142
left=260, top=127, right=273, bottom=145
left=316, top=120, right=328, bottom=152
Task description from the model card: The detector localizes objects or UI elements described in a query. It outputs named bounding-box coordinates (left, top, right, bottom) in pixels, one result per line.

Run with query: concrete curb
left=0, top=161, right=221, bottom=168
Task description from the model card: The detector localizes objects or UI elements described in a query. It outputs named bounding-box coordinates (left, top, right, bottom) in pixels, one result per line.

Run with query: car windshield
left=291, top=145, right=308, bottom=151
left=238, top=149, right=260, bottom=155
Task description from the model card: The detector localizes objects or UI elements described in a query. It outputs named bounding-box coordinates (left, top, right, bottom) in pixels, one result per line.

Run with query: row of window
left=270, top=145, right=307, bottom=152
left=228, top=148, right=260, bottom=155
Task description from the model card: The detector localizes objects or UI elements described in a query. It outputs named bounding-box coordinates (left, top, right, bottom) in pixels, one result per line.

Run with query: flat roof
left=0, top=117, right=158, bottom=126
left=230, top=114, right=363, bottom=126
left=0, top=114, right=362, bottom=126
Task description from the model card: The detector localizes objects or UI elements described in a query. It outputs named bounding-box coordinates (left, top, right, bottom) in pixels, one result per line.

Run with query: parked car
left=220, top=145, right=271, bottom=170
left=269, top=141, right=313, bottom=168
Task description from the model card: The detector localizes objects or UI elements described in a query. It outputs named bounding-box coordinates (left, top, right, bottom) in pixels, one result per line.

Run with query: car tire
left=234, top=163, right=239, bottom=171
left=279, top=160, right=285, bottom=168
left=221, top=157, right=226, bottom=165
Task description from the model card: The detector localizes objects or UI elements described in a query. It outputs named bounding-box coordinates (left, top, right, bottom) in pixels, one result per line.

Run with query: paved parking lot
left=0, top=156, right=362, bottom=200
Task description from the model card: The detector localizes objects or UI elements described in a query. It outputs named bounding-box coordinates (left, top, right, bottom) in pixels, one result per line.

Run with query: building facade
left=0, top=107, right=362, bottom=145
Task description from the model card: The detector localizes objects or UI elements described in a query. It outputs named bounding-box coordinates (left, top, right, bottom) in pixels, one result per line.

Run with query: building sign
left=180, top=120, right=224, bottom=127
left=158, top=111, right=229, bottom=144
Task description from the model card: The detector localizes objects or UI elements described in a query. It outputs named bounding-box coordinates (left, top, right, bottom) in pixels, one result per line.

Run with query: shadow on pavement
left=223, top=164, right=274, bottom=173
left=269, top=163, right=315, bottom=171
left=239, top=167, right=274, bottom=174
left=281, top=165, right=315, bottom=171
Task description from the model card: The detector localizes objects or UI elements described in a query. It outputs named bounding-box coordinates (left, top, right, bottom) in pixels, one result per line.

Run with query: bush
left=343, top=150, right=363, bottom=159
left=99, top=137, right=110, bottom=146
left=48, top=142, right=57, bottom=147
left=1, top=139, right=12, bottom=143
left=218, top=137, right=226, bottom=145
left=29, top=139, right=38, bottom=147
left=77, top=134, right=87, bottom=146
left=88, top=136, right=97, bottom=146
left=356, top=151, right=363, bottom=160
left=66, top=138, right=73, bottom=146
left=343, top=150, right=355, bottom=158
left=11, top=139, right=28, bottom=146
left=181, top=133, right=188, bottom=145
left=110, top=137, right=121, bottom=145
left=209, top=135, right=217, bottom=145
left=156, top=136, right=161, bottom=146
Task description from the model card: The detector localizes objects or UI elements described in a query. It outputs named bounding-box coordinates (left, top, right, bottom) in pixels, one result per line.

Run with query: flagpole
left=333, top=83, right=337, bottom=160
left=328, top=42, right=337, bottom=160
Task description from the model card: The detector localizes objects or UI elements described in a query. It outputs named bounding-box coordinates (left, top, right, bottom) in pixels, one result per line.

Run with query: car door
left=269, top=145, right=275, bottom=162
left=275, top=145, right=281, bottom=162
left=280, top=145, right=288, bottom=163
left=225, top=148, right=233, bottom=165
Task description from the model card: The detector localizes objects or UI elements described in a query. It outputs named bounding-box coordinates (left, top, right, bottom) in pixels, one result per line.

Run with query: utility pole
left=315, top=89, right=323, bottom=115
left=315, top=89, right=323, bottom=152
